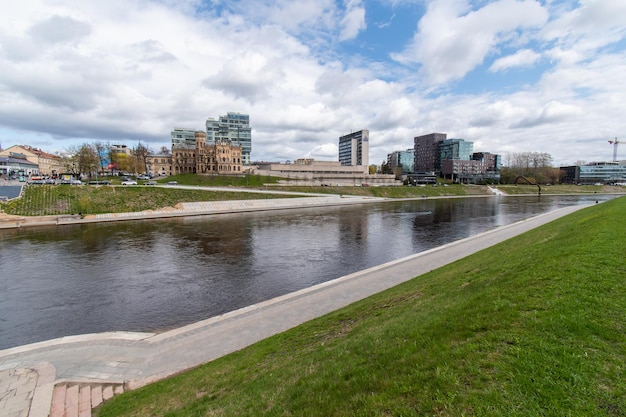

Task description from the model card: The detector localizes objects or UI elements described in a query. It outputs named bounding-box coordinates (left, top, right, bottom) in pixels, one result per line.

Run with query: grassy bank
left=2, top=176, right=623, bottom=216
left=96, top=197, right=626, bottom=416
left=275, top=183, right=625, bottom=198
left=0, top=186, right=296, bottom=216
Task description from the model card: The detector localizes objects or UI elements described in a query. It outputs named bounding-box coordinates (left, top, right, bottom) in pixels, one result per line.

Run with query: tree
left=502, top=151, right=554, bottom=184
left=67, top=144, right=98, bottom=177
left=132, top=142, right=152, bottom=174
left=160, top=146, right=171, bottom=155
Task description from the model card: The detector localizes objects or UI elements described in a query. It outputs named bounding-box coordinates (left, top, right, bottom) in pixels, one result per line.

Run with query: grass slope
left=96, top=197, right=626, bottom=416
left=1, top=186, right=297, bottom=216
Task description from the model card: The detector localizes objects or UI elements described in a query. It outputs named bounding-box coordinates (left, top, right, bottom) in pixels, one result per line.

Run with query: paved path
left=0, top=204, right=590, bottom=416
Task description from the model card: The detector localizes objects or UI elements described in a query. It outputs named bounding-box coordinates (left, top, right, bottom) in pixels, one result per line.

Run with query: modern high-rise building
left=387, top=149, right=415, bottom=175
left=438, top=138, right=473, bottom=168
left=206, top=112, right=252, bottom=165
left=171, top=128, right=198, bottom=148
left=414, top=133, right=447, bottom=172
left=339, top=129, right=369, bottom=171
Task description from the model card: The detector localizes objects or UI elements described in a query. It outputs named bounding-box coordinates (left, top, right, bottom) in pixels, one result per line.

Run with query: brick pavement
left=0, top=364, right=55, bottom=417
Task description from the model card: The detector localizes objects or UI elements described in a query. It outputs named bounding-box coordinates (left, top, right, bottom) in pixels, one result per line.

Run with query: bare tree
left=67, top=144, right=98, bottom=177
left=159, top=146, right=171, bottom=155
left=132, top=142, right=152, bottom=174
left=502, top=151, right=554, bottom=184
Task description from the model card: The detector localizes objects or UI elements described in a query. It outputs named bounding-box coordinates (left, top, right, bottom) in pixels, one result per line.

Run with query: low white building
left=254, top=159, right=398, bottom=186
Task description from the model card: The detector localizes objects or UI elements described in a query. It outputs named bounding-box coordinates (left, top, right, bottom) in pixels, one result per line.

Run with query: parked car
left=167, top=181, right=178, bottom=185
left=143, top=181, right=157, bottom=186
left=137, top=174, right=150, bottom=180
left=121, top=180, right=138, bottom=185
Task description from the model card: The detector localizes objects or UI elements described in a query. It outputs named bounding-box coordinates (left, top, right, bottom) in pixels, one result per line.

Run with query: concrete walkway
left=0, top=204, right=590, bottom=416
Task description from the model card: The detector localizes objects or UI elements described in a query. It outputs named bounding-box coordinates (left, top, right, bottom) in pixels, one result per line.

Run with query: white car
left=121, top=180, right=137, bottom=185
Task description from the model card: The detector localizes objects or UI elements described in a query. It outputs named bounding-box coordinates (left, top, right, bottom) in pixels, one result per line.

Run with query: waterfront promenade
left=0, top=203, right=591, bottom=417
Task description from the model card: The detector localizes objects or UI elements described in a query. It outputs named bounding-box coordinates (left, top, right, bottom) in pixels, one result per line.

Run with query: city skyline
left=0, top=1, right=625, bottom=166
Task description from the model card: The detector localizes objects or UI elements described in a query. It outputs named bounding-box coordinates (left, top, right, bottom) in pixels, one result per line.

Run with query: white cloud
left=28, top=15, right=92, bottom=44
left=307, top=143, right=338, bottom=159
left=489, top=49, right=541, bottom=72
left=511, top=100, right=584, bottom=128
left=392, top=0, right=548, bottom=85
left=0, top=0, right=625, bottom=168
left=339, top=0, right=367, bottom=41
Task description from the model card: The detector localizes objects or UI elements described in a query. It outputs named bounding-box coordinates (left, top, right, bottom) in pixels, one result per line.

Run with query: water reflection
left=0, top=194, right=614, bottom=349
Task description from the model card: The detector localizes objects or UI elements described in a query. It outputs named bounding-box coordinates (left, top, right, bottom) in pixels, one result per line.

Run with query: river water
left=0, top=194, right=613, bottom=350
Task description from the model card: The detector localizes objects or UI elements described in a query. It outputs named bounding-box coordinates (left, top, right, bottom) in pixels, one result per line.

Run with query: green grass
left=155, top=173, right=281, bottom=187
left=2, top=175, right=624, bottom=216
left=270, top=183, right=487, bottom=198
left=96, top=197, right=626, bottom=417
left=260, top=183, right=624, bottom=198
left=1, top=185, right=297, bottom=216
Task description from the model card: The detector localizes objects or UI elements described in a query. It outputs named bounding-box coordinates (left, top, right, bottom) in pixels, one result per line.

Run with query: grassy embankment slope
left=96, top=197, right=626, bottom=417
left=2, top=173, right=623, bottom=216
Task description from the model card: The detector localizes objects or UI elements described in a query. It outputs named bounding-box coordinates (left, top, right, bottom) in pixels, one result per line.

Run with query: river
left=0, top=194, right=613, bottom=350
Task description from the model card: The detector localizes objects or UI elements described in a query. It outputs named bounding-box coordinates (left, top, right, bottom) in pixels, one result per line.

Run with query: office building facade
left=387, top=149, right=415, bottom=176
left=441, top=152, right=501, bottom=183
left=414, top=133, right=447, bottom=173
left=339, top=129, right=369, bottom=170
left=171, top=128, right=198, bottom=147
left=206, top=112, right=252, bottom=165
left=560, top=162, right=626, bottom=185
left=439, top=138, right=473, bottom=168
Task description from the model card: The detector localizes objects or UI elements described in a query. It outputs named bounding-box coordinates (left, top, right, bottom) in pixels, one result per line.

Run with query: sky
left=0, top=0, right=625, bottom=167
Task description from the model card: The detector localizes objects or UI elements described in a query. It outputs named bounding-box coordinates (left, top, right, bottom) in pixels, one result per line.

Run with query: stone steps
left=49, top=382, right=124, bottom=417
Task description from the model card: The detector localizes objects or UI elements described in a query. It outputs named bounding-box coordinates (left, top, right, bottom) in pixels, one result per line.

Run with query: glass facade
left=171, top=128, right=198, bottom=147
left=206, top=112, right=252, bottom=165
left=561, top=162, right=626, bottom=184
left=439, top=139, right=473, bottom=168
left=388, top=149, right=414, bottom=174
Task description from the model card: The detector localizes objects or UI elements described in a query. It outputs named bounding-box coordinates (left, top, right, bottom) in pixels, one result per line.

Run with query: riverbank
left=1, top=181, right=624, bottom=224
left=4, top=200, right=615, bottom=417
left=1, top=184, right=624, bottom=229
left=0, top=195, right=386, bottom=229
left=94, top=196, right=625, bottom=417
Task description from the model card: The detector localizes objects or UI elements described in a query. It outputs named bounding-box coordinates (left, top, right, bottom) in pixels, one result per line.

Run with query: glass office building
left=439, top=138, right=473, bottom=168
left=206, top=112, right=252, bottom=165
left=560, top=162, right=626, bottom=184
left=388, top=149, right=415, bottom=174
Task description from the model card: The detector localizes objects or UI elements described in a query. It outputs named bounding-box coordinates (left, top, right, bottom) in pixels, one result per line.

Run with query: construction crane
left=608, top=137, right=620, bottom=162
